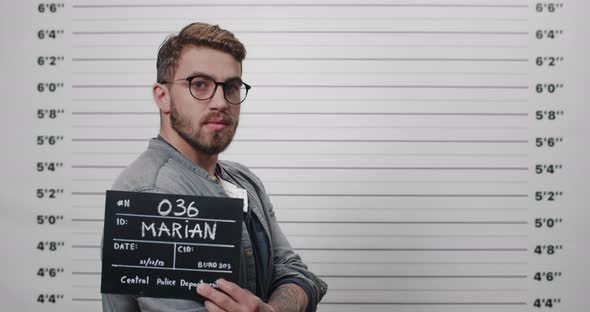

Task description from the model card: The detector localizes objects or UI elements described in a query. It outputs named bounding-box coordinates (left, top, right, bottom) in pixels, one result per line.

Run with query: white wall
left=2, top=1, right=589, bottom=311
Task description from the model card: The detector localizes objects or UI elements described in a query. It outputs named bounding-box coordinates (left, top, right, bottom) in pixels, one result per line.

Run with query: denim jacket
left=101, top=138, right=327, bottom=311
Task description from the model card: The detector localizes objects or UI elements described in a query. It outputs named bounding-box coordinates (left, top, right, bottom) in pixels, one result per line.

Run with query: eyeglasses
left=162, top=74, right=251, bottom=105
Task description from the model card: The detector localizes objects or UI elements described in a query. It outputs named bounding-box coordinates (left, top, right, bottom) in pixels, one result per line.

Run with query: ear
left=153, top=83, right=171, bottom=114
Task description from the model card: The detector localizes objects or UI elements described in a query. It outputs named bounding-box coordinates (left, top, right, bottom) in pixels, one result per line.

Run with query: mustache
left=202, top=112, right=236, bottom=125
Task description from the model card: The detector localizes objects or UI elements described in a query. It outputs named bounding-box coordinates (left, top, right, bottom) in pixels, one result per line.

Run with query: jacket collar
left=151, top=137, right=269, bottom=236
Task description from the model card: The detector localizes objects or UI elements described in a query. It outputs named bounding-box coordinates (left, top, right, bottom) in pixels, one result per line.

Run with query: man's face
left=167, top=46, right=241, bottom=155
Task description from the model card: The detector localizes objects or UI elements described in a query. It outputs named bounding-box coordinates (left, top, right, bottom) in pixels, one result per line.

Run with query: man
left=102, top=23, right=327, bottom=311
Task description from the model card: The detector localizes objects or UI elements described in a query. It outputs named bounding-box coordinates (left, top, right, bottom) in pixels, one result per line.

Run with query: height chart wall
left=1, top=1, right=589, bottom=311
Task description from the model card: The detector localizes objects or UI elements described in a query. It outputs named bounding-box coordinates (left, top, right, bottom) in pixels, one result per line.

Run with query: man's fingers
left=197, top=280, right=264, bottom=312
left=204, top=300, right=224, bottom=312
left=197, top=283, right=237, bottom=311
left=217, top=279, right=264, bottom=311
left=216, top=279, right=248, bottom=302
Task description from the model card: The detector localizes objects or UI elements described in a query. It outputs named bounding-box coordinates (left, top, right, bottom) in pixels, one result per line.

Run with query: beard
left=169, top=99, right=238, bottom=155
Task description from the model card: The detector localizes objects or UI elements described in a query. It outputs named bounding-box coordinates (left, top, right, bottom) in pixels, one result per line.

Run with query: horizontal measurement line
left=286, top=234, right=529, bottom=238
left=69, top=246, right=527, bottom=251
left=71, top=206, right=529, bottom=211
left=72, top=44, right=529, bottom=49
left=243, top=112, right=530, bottom=116
left=70, top=192, right=528, bottom=198
left=295, top=248, right=527, bottom=251
left=251, top=98, right=528, bottom=103
left=75, top=125, right=527, bottom=130
left=73, top=68, right=527, bottom=73
left=71, top=138, right=147, bottom=142
left=73, top=30, right=529, bottom=36
left=70, top=111, right=530, bottom=116
left=70, top=219, right=528, bottom=225
left=320, top=301, right=526, bottom=305
left=280, top=221, right=527, bottom=224
left=68, top=259, right=530, bottom=265
left=72, top=4, right=529, bottom=8
left=271, top=194, right=528, bottom=197
left=72, top=84, right=528, bottom=89
left=256, top=85, right=529, bottom=89
left=70, top=286, right=528, bottom=292
left=72, top=17, right=528, bottom=22
left=72, top=111, right=158, bottom=115
left=71, top=179, right=528, bottom=184
left=264, top=180, right=529, bottom=184
left=282, top=207, right=528, bottom=210
left=72, top=218, right=103, bottom=222
left=73, top=16, right=528, bottom=21
left=227, top=152, right=529, bottom=156
left=252, top=57, right=530, bottom=61
left=70, top=298, right=526, bottom=304
left=248, top=43, right=529, bottom=47
left=71, top=57, right=528, bottom=62
left=71, top=152, right=528, bottom=157
left=70, top=232, right=529, bottom=238
left=247, top=126, right=527, bottom=130
left=306, top=261, right=529, bottom=265
left=71, top=165, right=529, bottom=171
left=320, top=288, right=529, bottom=292
left=319, top=275, right=527, bottom=278
left=70, top=139, right=528, bottom=143
left=73, top=98, right=527, bottom=103
left=250, top=166, right=528, bottom=170
left=249, top=72, right=530, bottom=76
left=73, top=71, right=529, bottom=77
left=70, top=272, right=526, bottom=279
left=72, top=125, right=530, bottom=130
left=251, top=71, right=529, bottom=75
left=240, top=139, right=529, bottom=143
left=72, top=298, right=101, bottom=301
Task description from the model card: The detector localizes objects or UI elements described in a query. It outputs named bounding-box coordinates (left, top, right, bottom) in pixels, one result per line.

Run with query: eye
left=190, top=77, right=213, bottom=89
left=224, top=80, right=243, bottom=92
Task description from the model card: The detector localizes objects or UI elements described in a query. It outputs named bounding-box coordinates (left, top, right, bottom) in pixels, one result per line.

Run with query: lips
left=203, top=116, right=231, bottom=131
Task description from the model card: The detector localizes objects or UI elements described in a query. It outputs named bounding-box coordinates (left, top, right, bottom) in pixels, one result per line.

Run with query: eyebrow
left=186, top=71, right=242, bottom=82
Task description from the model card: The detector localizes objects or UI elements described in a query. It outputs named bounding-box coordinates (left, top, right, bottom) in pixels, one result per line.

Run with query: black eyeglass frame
left=161, top=74, right=251, bottom=105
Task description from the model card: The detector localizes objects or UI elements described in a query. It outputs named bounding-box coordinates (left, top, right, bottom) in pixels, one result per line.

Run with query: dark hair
left=156, top=22, right=246, bottom=83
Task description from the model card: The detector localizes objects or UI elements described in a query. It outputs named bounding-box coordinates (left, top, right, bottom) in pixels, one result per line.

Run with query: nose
left=207, top=84, right=230, bottom=111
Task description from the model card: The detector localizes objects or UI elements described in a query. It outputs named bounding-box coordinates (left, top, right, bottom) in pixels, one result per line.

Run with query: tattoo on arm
left=268, top=284, right=308, bottom=312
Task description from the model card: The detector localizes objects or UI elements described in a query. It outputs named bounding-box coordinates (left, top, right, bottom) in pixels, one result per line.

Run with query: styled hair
left=156, top=22, right=246, bottom=83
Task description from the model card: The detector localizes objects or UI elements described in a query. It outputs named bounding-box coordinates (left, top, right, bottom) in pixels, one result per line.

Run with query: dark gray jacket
left=102, top=138, right=327, bottom=311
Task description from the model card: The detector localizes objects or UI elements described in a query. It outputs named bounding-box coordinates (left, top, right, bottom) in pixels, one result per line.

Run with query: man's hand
left=197, top=279, right=274, bottom=312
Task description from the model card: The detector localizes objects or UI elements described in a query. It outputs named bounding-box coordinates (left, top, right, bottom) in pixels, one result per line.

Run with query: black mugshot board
left=101, top=190, right=243, bottom=301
